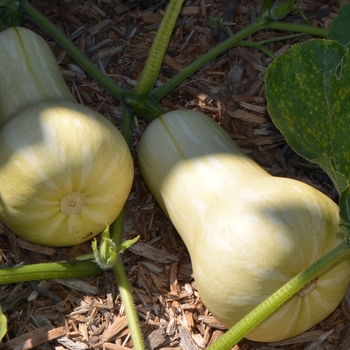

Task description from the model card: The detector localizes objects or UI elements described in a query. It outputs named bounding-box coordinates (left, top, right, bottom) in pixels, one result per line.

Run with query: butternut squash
left=138, top=109, right=350, bottom=342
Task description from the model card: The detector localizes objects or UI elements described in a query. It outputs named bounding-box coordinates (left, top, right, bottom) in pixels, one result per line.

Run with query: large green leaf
left=328, top=3, right=350, bottom=46
left=0, top=306, right=6, bottom=342
left=265, top=39, right=350, bottom=198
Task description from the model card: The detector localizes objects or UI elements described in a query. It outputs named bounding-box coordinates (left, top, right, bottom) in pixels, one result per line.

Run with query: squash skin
left=0, top=27, right=75, bottom=126
left=0, top=100, right=134, bottom=247
left=138, top=109, right=350, bottom=342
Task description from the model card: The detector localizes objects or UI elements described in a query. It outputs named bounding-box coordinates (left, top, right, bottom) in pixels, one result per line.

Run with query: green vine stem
left=0, top=261, right=102, bottom=285
left=207, top=239, right=350, bottom=350
left=113, top=259, right=144, bottom=349
left=112, top=205, right=127, bottom=247
left=123, top=95, right=166, bottom=121
left=296, top=0, right=310, bottom=25
left=150, top=18, right=268, bottom=101
left=20, top=0, right=166, bottom=120
left=108, top=97, right=145, bottom=350
left=21, top=1, right=126, bottom=101
left=121, top=105, right=134, bottom=147
left=151, top=19, right=328, bottom=102
left=130, top=0, right=185, bottom=98
left=111, top=210, right=145, bottom=350
left=259, top=0, right=274, bottom=17
left=264, top=21, right=328, bottom=36
left=19, top=0, right=328, bottom=119
left=238, top=33, right=305, bottom=60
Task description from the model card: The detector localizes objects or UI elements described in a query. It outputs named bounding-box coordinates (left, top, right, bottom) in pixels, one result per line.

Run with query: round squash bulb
left=0, top=99, right=134, bottom=247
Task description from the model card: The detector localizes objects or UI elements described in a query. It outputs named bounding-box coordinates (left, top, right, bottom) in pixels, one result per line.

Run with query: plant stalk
left=106, top=98, right=144, bottom=350
left=113, top=259, right=144, bottom=350
left=150, top=18, right=268, bottom=101
left=207, top=239, right=350, bottom=350
left=238, top=33, right=305, bottom=60
left=265, top=21, right=328, bottom=37
left=150, top=20, right=327, bottom=101
left=111, top=212, right=145, bottom=350
left=121, top=105, right=134, bottom=147
left=0, top=261, right=102, bottom=285
left=131, top=0, right=185, bottom=98
left=259, top=0, right=274, bottom=17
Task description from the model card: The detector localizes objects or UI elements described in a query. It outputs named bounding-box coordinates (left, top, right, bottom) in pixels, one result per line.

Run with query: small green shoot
left=92, top=224, right=139, bottom=269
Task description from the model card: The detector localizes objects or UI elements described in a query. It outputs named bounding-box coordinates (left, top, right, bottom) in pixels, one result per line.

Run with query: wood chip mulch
left=1, top=0, right=350, bottom=349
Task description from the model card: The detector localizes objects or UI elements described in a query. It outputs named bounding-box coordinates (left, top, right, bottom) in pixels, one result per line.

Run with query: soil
left=1, top=0, right=350, bottom=349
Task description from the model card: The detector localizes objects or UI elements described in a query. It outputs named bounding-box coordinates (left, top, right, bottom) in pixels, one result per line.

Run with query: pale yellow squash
left=0, top=100, right=133, bottom=247
left=0, top=27, right=134, bottom=247
left=138, top=109, right=350, bottom=342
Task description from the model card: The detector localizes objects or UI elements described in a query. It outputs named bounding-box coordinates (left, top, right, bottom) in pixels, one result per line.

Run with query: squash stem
left=121, top=105, right=134, bottom=147
left=150, top=20, right=327, bottom=102
left=207, top=239, right=350, bottom=350
left=111, top=212, right=145, bottom=350
left=104, top=70, right=144, bottom=349
left=21, top=1, right=126, bottom=101
left=0, top=261, right=102, bottom=285
left=110, top=99, right=144, bottom=350
left=130, top=0, right=185, bottom=98
left=112, top=206, right=127, bottom=247
left=238, top=33, right=305, bottom=60
left=264, top=21, right=328, bottom=37
left=150, top=18, right=268, bottom=101
left=113, top=259, right=145, bottom=350
left=259, top=0, right=274, bottom=17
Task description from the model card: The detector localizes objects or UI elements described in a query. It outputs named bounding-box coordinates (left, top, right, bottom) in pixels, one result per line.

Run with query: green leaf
left=0, top=305, right=6, bottom=342
left=265, top=39, right=350, bottom=198
left=328, top=3, right=350, bottom=46
left=116, top=235, right=140, bottom=254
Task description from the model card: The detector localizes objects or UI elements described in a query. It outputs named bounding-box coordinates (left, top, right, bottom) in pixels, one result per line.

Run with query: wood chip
left=178, top=326, right=198, bottom=350
left=129, top=242, right=179, bottom=263
left=54, top=279, right=99, bottom=295
left=226, top=108, right=267, bottom=124
left=0, top=326, right=66, bottom=350
left=164, top=54, right=184, bottom=72
left=181, top=6, right=200, bottom=16
left=145, top=327, right=169, bottom=349
left=102, top=343, right=132, bottom=350
left=16, top=237, right=57, bottom=256
left=57, top=336, right=89, bottom=349
left=98, top=315, right=129, bottom=345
